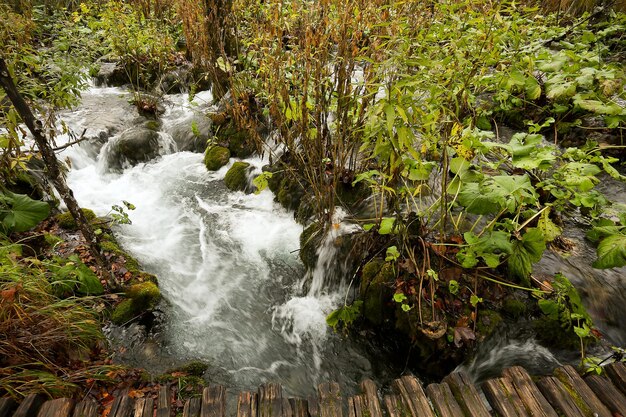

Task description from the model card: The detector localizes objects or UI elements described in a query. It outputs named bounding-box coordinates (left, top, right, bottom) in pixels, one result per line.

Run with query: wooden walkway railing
left=0, top=362, right=624, bottom=417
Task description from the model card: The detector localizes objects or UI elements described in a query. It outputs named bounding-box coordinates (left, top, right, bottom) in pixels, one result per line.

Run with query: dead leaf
left=454, top=326, right=475, bottom=347
left=420, top=321, right=447, bottom=339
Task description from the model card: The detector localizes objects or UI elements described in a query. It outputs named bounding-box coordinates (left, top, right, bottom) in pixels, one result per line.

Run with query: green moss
left=111, top=282, right=161, bottom=325
left=144, top=120, right=161, bottom=131
left=204, top=145, right=231, bottom=171
left=276, top=177, right=305, bottom=211
left=502, top=298, right=527, bottom=318
left=360, top=259, right=395, bottom=326
left=476, top=310, right=503, bottom=337
left=55, top=208, right=97, bottom=231
left=99, top=235, right=141, bottom=276
left=224, top=161, right=251, bottom=191
left=126, top=282, right=161, bottom=310
left=111, top=299, right=135, bottom=325
left=43, top=233, right=63, bottom=248
left=532, top=317, right=581, bottom=350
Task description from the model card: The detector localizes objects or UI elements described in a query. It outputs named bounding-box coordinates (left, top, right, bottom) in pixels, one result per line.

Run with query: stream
left=53, top=84, right=625, bottom=396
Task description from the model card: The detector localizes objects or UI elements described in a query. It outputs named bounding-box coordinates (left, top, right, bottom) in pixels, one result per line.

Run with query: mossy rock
left=502, top=298, right=527, bottom=318
left=111, top=282, right=161, bottom=325
left=276, top=177, right=305, bottom=212
left=360, top=259, right=395, bottom=326
left=55, top=208, right=97, bottom=231
left=476, top=310, right=503, bottom=338
left=111, top=299, right=135, bottom=325
left=99, top=235, right=141, bottom=275
left=224, top=162, right=251, bottom=192
left=204, top=145, right=231, bottom=171
left=532, top=317, right=581, bottom=350
left=126, top=281, right=161, bottom=310
left=300, top=222, right=322, bottom=269
left=43, top=233, right=63, bottom=248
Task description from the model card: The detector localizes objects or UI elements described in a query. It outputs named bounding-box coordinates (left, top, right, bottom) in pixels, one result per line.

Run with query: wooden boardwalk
left=0, top=362, right=624, bottom=417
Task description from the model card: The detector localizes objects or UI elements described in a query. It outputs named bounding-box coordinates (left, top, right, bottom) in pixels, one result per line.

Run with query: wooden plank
left=554, top=365, right=612, bottom=417
left=425, top=383, right=464, bottom=417
left=110, top=396, right=135, bottom=417
left=307, top=395, right=319, bottom=417
left=318, top=382, right=341, bottom=417
left=503, top=366, right=558, bottom=417
left=584, top=374, right=626, bottom=416
left=383, top=395, right=409, bottom=417
left=72, top=400, right=98, bottom=417
left=605, top=362, right=626, bottom=396
left=359, top=380, right=382, bottom=417
left=443, top=371, right=490, bottom=417
left=392, top=375, right=434, bottom=417
left=251, top=393, right=259, bottom=417
left=183, top=397, right=202, bottom=417
left=237, top=392, right=253, bottom=417
left=13, top=394, right=45, bottom=417
left=0, top=398, right=16, bottom=417
left=482, top=377, right=529, bottom=417
left=157, top=385, right=171, bottom=417
left=201, top=385, right=226, bottom=417
left=536, top=377, right=586, bottom=417
left=347, top=397, right=356, bottom=417
left=282, top=398, right=293, bottom=417
left=289, top=398, right=308, bottom=417
left=259, top=383, right=283, bottom=417
left=37, top=399, right=75, bottom=417
left=133, top=397, right=154, bottom=417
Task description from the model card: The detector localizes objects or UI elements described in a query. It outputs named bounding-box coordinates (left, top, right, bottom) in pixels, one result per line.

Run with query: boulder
left=204, top=145, right=230, bottom=171
left=107, top=127, right=162, bottom=170
left=167, top=114, right=212, bottom=153
left=224, top=162, right=252, bottom=192
left=111, top=281, right=161, bottom=325
left=93, top=60, right=129, bottom=87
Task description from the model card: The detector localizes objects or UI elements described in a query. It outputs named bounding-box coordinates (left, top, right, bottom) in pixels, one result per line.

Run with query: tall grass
left=0, top=243, right=115, bottom=398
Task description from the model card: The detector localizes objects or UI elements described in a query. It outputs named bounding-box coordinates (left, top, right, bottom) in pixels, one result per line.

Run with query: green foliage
left=587, top=216, right=626, bottom=269
left=326, top=301, right=363, bottom=331
left=0, top=192, right=50, bottom=234
left=49, top=254, right=104, bottom=296
left=253, top=171, right=273, bottom=194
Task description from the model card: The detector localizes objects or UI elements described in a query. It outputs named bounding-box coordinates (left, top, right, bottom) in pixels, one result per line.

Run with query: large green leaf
left=592, top=234, right=626, bottom=269
left=457, top=182, right=501, bottom=214
left=508, top=228, right=546, bottom=285
left=0, top=192, right=50, bottom=233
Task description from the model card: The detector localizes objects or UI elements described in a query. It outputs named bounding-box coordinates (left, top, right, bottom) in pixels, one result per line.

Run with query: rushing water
left=56, top=86, right=400, bottom=397
left=53, top=84, right=626, bottom=394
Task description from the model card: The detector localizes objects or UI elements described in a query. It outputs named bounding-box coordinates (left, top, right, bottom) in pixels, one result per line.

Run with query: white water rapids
left=54, top=85, right=387, bottom=396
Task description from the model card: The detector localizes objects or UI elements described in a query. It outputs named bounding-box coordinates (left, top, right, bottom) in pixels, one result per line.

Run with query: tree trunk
left=0, top=58, right=118, bottom=289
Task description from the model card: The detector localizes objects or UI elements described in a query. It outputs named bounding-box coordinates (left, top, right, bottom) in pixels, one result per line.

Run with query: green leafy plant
left=326, top=301, right=363, bottom=331
left=0, top=192, right=50, bottom=234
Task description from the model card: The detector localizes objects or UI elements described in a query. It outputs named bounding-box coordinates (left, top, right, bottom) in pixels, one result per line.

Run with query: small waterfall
left=272, top=208, right=362, bottom=377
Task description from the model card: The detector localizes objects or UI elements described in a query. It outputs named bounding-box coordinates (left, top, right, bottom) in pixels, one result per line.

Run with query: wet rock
left=93, top=60, right=128, bottom=87
left=299, top=222, right=323, bottom=270
left=167, top=113, right=212, bottom=152
left=111, top=282, right=161, bottom=325
left=277, top=176, right=306, bottom=212
left=224, top=161, right=252, bottom=192
left=214, top=119, right=256, bottom=158
left=360, top=259, right=395, bottom=326
left=157, top=64, right=193, bottom=94
left=107, top=127, right=162, bottom=169
left=204, top=145, right=230, bottom=171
